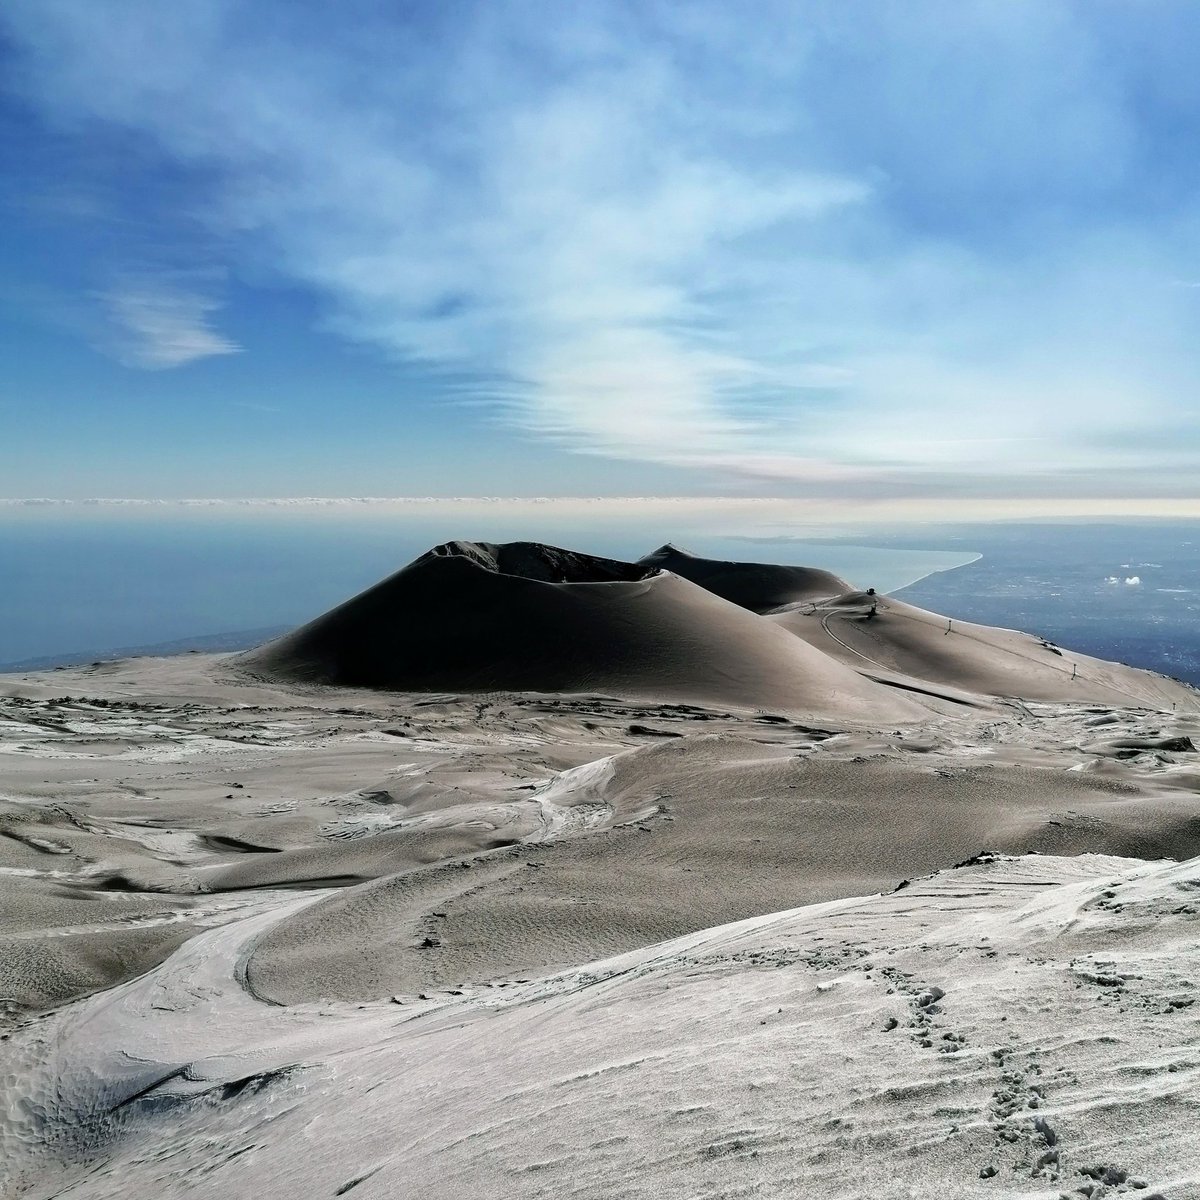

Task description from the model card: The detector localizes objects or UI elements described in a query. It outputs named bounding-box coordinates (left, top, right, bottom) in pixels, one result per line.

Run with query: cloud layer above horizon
left=3, top=0, right=1200, bottom=501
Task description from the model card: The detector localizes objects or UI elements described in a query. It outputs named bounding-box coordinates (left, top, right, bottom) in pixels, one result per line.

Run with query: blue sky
left=2, top=0, right=1199, bottom=505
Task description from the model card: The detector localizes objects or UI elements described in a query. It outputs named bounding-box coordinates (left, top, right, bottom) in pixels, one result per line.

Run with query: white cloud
left=4, top=1, right=1200, bottom=493
left=99, top=278, right=240, bottom=369
left=3, top=497, right=1200, bottom=528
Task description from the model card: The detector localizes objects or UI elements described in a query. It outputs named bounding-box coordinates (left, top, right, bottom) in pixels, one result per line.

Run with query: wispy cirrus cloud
left=98, top=277, right=239, bottom=369
left=3, top=1, right=1200, bottom=496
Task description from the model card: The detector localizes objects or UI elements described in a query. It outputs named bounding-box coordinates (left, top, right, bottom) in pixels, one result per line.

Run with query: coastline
left=888, top=551, right=984, bottom=596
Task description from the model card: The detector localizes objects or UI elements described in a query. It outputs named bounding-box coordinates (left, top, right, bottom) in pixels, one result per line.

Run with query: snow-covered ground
left=3, top=852, right=1198, bottom=1198
left=2, top=653, right=1198, bottom=1198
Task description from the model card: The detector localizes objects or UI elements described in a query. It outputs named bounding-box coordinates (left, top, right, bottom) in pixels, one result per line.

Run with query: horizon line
left=2, top=496, right=1199, bottom=523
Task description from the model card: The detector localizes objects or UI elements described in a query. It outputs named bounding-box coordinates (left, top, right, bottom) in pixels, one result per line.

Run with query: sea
left=2, top=507, right=1197, bottom=687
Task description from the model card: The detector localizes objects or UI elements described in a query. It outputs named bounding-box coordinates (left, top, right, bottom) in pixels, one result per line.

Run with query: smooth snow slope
left=3, top=852, right=1198, bottom=1198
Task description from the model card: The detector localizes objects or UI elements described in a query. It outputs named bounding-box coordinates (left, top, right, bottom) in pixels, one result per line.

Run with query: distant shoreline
left=889, top=552, right=983, bottom=596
